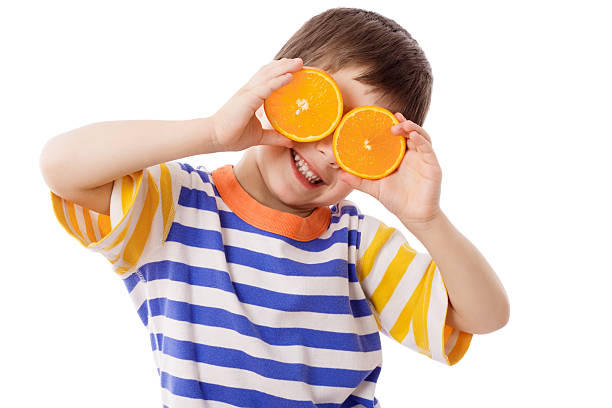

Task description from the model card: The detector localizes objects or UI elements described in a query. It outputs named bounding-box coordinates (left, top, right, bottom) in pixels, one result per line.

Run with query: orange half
left=264, top=66, right=343, bottom=142
left=333, top=106, right=405, bottom=180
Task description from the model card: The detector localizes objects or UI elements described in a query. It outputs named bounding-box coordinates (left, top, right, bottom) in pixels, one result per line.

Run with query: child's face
left=249, top=66, right=383, bottom=216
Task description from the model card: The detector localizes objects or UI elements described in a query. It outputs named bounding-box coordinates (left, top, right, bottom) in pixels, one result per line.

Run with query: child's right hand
left=211, top=57, right=304, bottom=152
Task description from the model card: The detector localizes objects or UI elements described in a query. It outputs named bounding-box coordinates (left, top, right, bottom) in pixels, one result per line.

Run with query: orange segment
left=333, top=106, right=405, bottom=180
left=264, top=66, right=343, bottom=142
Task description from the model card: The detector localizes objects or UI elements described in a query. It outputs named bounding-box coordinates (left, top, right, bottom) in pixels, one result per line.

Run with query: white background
left=2, top=0, right=611, bottom=406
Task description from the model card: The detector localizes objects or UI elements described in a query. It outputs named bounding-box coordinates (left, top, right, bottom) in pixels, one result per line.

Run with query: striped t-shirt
left=50, top=161, right=472, bottom=408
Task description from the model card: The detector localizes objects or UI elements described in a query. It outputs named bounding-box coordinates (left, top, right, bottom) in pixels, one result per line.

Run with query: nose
left=315, top=135, right=339, bottom=169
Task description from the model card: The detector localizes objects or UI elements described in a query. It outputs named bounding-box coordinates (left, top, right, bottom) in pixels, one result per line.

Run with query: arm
left=39, top=118, right=217, bottom=214
left=340, top=114, right=509, bottom=335
left=401, top=210, right=510, bottom=334
left=39, top=57, right=304, bottom=214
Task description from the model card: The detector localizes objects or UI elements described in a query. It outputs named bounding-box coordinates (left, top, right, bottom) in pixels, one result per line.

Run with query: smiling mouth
left=291, top=149, right=323, bottom=185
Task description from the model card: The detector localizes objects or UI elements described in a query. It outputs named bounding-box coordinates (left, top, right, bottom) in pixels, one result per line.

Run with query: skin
left=233, top=65, right=380, bottom=218
left=232, top=63, right=510, bottom=335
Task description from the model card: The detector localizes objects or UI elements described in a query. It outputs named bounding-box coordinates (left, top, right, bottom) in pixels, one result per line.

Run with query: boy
left=40, top=7, right=509, bottom=408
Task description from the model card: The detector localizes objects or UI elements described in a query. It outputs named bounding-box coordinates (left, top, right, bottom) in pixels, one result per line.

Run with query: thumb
left=261, top=128, right=295, bottom=149
left=339, top=171, right=379, bottom=197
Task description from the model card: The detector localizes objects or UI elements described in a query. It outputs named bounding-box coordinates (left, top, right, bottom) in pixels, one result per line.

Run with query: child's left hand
left=339, top=112, right=442, bottom=229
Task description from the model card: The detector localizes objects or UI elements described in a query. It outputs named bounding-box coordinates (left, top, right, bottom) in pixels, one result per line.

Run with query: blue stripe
left=147, top=297, right=381, bottom=352
left=160, top=370, right=340, bottom=408
left=340, top=394, right=375, bottom=408
left=225, top=246, right=348, bottom=278
left=166, top=223, right=224, bottom=251
left=350, top=298, right=373, bottom=318
left=177, top=162, right=211, bottom=185
left=122, top=272, right=140, bottom=293
left=177, top=188, right=358, bottom=250
left=140, top=261, right=369, bottom=317
left=330, top=204, right=359, bottom=222
left=177, top=186, right=362, bottom=250
left=348, top=263, right=358, bottom=283
left=178, top=186, right=219, bottom=211
left=141, top=261, right=234, bottom=292
left=218, top=210, right=358, bottom=250
left=152, top=334, right=372, bottom=388
left=136, top=300, right=148, bottom=326
left=234, top=282, right=353, bottom=314
left=364, top=366, right=381, bottom=383
left=139, top=260, right=356, bottom=315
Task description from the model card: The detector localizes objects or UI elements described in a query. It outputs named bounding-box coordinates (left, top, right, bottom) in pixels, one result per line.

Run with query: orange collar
left=211, top=164, right=331, bottom=241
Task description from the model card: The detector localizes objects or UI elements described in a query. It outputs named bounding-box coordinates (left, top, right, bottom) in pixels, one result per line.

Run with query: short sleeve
left=356, top=213, right=473, bottom=366
left=50, top=161, right=187, bottom=277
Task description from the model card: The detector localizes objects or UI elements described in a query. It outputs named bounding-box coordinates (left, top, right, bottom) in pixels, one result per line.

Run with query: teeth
left=292, top=150, right=321, bottom=183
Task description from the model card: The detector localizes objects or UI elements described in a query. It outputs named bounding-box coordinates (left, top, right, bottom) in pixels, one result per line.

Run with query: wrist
left=400, top=208, right=446, bottom=235
left=190, top=116, right=224, bottom=155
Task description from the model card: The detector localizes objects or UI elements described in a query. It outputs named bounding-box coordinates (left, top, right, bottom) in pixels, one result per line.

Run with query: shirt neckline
left=211, top=164, right=331, bottom=241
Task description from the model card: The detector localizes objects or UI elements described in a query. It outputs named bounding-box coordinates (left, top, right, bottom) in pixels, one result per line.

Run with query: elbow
left=474, top=297, right=510, bottom=334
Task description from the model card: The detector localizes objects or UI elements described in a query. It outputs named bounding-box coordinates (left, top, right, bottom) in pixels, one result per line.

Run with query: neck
left=233, top=148, right=315, bottom=218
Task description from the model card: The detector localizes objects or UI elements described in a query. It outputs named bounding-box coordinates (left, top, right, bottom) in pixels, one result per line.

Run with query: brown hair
left=274, top=7, right=433, bottom=126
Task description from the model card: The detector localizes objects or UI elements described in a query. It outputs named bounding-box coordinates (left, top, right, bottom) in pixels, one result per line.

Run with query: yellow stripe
left=443, top=325, right=453, bottom=346
left=121, top=171, right=138, bottom=214
left=102, top=170, right=145, bottom=252
left=159, top=163, right=175, bottom=242
left=370, top=243, right=417, bottom=313
left=388, top=259, right=437, bottom=356
left=447, top=331, right=473, bottom=365
left=412, top=260, right=436, bottom=355
left=98, top=213, right=111, bottom=237
left=357, top=222, right=395, bottom=281
left=120, top=170, right=160, bottom=272
left=82, top=207, right=97, bottom=243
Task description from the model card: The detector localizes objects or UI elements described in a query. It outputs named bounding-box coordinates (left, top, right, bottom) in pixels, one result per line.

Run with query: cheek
left=324, top=181, right=353, bottom=201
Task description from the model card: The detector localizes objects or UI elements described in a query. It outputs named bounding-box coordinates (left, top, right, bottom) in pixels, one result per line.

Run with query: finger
left=247, top=58, right=302, bottom=92
left=261, top=128, right=295, bottom=148
left=267, top=57, right=303, bottom=78
left=339, top=171, right=380, bottom=197
left=249, top=71, right=295, bottom=101
left=409, top=130, right=434, bottom=154
left=391, top=115, right=432, bottom=144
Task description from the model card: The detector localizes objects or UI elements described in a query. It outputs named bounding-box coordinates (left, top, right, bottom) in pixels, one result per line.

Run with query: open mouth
left=290, top=148, right=324, bottom=187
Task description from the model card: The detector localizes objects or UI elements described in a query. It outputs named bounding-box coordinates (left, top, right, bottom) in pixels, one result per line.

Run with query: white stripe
left=141, top=277, right=379, bottom=335
left=154, top=349, right=355, bottom=404
left=427, top=267, right=448, bottom=364
left=146, top=240, right=367, bottom=299
left=73, top=204, right=89, bottom=243
left=128, top=279, right=147, bottom=312
left=91, top=211, right=102, bottom=242
left=176, top=198, right=358, bottom=261
left=355, top=215, right=382, bottom=259
left=148, top=314, right=382, bottom=371
left=161, top=386, right=238, bottom=408
left=350, top=377, right=377, bottom=400
left=175, top=192, right=357, bottom=252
